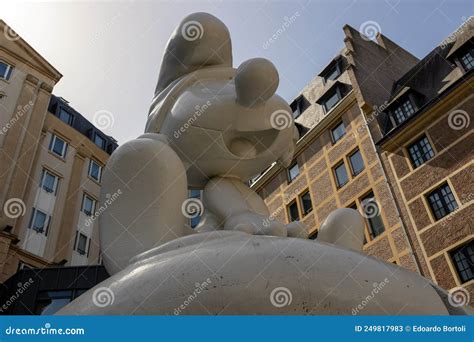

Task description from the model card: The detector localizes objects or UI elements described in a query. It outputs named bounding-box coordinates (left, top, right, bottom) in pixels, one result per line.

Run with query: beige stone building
left=0, top=20, right=117, bottom=282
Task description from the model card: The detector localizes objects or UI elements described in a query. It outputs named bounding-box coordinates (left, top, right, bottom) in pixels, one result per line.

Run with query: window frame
left=81, top=194, right=96, bottom=217
left=348, top=148, right=365, bottom=176
left=49, top=134, right=68, bottom=159
left=287, top=161, right=300, bottom=183
left=360, top=191, right=385, bottom=239
left=391, top=98, right=416, bottom=125
left=299, top=190, right=313, bottom=216
left=287, top=200, right=300, bottom=222
left=322, top=87, right=344, bottom=113
left=290, top=96, right=308, bottom=119
left=450, top=241, right=474, bottom=284
left=426, top=183, right=458, bottom=221
left=29, top=208, right=50, bottom=235
left=407, top=134, right=435, bottom=169
left=76, top=232, right=88, bottom=255
left=58, top=107, right=74, bottom=125
left=88, top=159, right=102, bottom=182
left=333, top=161, right=349, bottom=188
left=0, top=60, right=14, bottom=81
left=40, top=169, right=59, bottom=195
left=330, top=121, right=345, bottom=144
left=459, top=48, right=474, bottom=72
left=94, top=133, right=106, bottom=150
left=320, top=59, right=342, bottom=84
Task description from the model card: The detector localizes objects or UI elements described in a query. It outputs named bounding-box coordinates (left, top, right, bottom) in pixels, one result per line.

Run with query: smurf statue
left=58, top=13, right=471, bottom=315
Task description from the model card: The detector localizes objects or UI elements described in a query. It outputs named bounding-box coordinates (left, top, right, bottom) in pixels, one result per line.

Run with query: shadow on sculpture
left=58, top=12, right=471, bottom=315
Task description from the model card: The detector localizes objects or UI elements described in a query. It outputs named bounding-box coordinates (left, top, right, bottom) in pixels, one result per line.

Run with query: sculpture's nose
left=235, top=58, right=279, bottom=107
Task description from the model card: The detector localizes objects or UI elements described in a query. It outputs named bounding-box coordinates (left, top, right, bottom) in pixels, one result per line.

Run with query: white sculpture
left=58, top=13, right=471, bottom=315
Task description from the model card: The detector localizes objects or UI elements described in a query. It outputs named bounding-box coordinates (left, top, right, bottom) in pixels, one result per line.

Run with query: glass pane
left=361, top=192, right=385, bottom=237
left=59, top=108, right=73, bottom=125
left=77, top=234, right=87, bottom=254
left=52, top=137, right=65, bottom=156
left=288, top=202, right=299, bottom=222
left=324, top=65, right=340, bottom=82
left=36, top=291, right=73, bottom=315
left=288, top=163, right=299, bottom=181
left=461, top=51, right=474, bottom=70
left=0, top=62, right=8, bottom=78
left=94, top=134, right=106, bottom=149
left=83, top=196, right=94, bottom=215
left=334, top=163, right=348, bottom=187
left=331, top=122, right=345, bottom=143
left=42, top=172, right=56, bottom=192
left=324, top=91, right=341, bottom=112
left=349, top=149, right=364, bottom=175
left=89, top=161, right=100, bottom=180
left=33, top=211, right=47, bottom=232
left=300, top=192, right=312, bottom=215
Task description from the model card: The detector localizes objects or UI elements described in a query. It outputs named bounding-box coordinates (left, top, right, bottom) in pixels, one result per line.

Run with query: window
left=35, top=290, right=73, bottom=315
left=450, top=241, right=474, bottom=283
left=287, top=161, right=299, bottom=183
left=427, top=183, right=458, bottom=221
left=290, top=96, right=308, bottom=119
left=299, top=190, right=313, bottom=216
left=320, top=59, right=342, bottom=84
left=88, top=160, right=102, bottom=182
left=0, top=61, right=14, bottom=80
left=29, top=208, right=49, bottom=234
left=361, top=192, right=385, bottom=238
left=82, top=194, right=96, bottom=216
left=287, top=201, right=299, bottom=222
left=348, top=148, right=365, bottom=176
left=76, top=232, right=88, bottom=255
left=94, top=133, right=106, bottom=150
left=58, top=108, right=73, bottom=125
left=188, top=189, right=202, bottom=228
left=323, top=89, right=343, bottom=113
left=392, top=99, right=416, bottom=124
left=40, top=170, right=59, bottom=194
left=408, top=135, right=435, bottom=168
left=330, top=121, right=345, bottom=144
left=334, top=162, right=349, bottom=188
left=49, top=135, right=68, bottom=158
left=460, top=50, right=474, bottom=71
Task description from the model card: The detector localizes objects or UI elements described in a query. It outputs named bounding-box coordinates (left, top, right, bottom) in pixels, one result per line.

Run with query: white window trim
left=0, top=61, right=14, bottom=80
left=50, top=134, right=68, bottom=158
left=81, top=194, right=96, bottom=216
left=40, top=169, right=59, bottom=194
left=88, top=159, right=102, bottom=182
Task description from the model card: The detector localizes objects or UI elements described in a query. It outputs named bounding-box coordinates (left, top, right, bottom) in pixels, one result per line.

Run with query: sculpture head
left=145, top=12, right=298, bottom=188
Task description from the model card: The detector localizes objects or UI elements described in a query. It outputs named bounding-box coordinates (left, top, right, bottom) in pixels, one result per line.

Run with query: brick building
left=251, top=19, right=473, bottom=302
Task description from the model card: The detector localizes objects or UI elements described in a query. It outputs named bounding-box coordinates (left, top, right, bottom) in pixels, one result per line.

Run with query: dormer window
left=58, top=108, right=74, bottom=125
left=460, top=50, right=474, bottom=71
left=392, top=99, right=416, bottom=125
left=94, top=133, right=106, bottom=150
left=290, top=96, right=309, bottom=119
left=316, top=83, right=350, bottom=114
left=319, top=57, right=343, bottom=84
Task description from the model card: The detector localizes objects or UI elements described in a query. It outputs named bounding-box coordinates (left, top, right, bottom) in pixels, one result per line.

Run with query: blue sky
left=2, top=0, right=472, bottom=143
